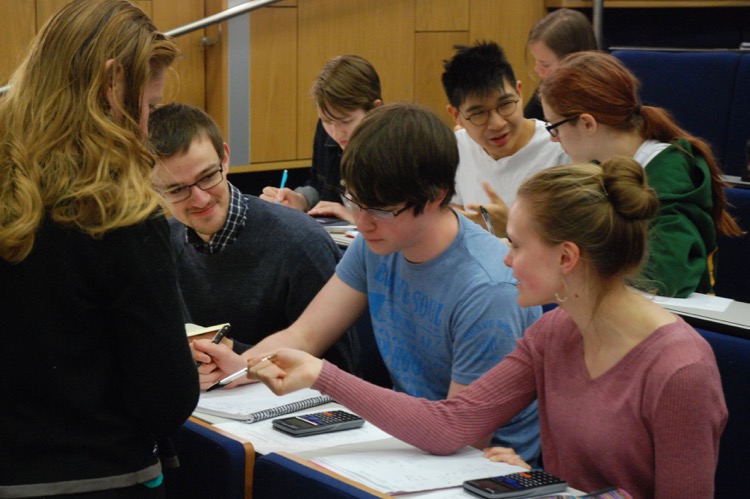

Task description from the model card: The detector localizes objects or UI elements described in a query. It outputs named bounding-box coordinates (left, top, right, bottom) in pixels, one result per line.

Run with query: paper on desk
left=329, top=231, right=358, bottom=247
left=323, top=225, right=358, bottom=233
left=310, top=446, right=527, bottom=495
left=650, top=292, right=732, bottom=312
left=397, top=488, right=466, bottom=498
left=215, top=416, right=392, bottom=454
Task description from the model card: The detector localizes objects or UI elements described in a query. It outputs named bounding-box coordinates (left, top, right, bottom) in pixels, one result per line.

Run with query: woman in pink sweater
left=251, top=157, right=726, bottom=499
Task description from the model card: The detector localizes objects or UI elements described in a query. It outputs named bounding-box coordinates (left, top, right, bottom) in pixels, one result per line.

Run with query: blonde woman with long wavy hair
left=0, top=1, right=199, bottom=497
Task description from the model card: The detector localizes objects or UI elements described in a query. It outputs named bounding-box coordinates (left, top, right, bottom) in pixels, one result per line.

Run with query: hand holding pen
left=206, top=354, right=277, bottom=392
left=276, top=169, right=288, bottom=204
left=195, top=323, right=231, bottom=368
left=459, top=182, right=508, bottom=237
left=479, top=206, right=495, bottom=236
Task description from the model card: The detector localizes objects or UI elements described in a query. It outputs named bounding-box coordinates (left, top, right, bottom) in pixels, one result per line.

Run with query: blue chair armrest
left=165, top=418, right=253, bottom=499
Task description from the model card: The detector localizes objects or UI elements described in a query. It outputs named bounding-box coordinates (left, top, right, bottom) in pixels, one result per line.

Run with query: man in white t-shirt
left=442, top=41, right=568, bottom=235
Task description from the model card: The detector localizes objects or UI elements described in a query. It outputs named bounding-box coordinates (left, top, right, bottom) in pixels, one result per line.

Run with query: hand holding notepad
left=185, top=322, right=231, bottom=339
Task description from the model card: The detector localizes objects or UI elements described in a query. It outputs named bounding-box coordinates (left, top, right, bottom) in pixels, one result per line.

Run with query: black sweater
left=0, top=215, right=199, bottom=497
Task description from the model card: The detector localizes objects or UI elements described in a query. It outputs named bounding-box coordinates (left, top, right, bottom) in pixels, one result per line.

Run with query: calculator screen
left=470, top=479, right=515, bottom=492
left=277, top=417, right=315, bottom=429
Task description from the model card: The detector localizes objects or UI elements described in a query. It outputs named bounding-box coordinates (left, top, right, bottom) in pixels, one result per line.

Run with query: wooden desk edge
left=188, top=416, right=255, bottom=499
left=276, top=451, right=392, bottom=498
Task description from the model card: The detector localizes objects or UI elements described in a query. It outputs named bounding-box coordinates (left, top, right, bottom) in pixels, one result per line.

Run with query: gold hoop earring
left=555, top=277, right=570, bottom=304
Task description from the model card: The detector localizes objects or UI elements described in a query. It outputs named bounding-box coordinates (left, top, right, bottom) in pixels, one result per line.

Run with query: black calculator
left=272, top=410, right=365, bottom=437
left=463, top=470, right=568, bottom=498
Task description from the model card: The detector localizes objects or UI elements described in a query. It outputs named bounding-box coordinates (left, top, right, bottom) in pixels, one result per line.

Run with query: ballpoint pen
left=276, top=169, right=288, bottom=204
left=206, top=367, right=248, bottom=392
left=195, top=323, right=231, bottom=368
left=479, top=206, right=496, bottom=236
left=206, top=354, right=276, bottom=392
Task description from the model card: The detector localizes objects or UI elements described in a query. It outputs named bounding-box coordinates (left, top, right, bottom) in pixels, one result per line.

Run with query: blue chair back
left=695, top=327, right=750, bottom=497
left=725, top=55, right=750, bottom=177
left=715, top=186, right=750, bottom=302
left=612, top=50, right=742, bottom=175
left=165, top=419, right=252, bottom=499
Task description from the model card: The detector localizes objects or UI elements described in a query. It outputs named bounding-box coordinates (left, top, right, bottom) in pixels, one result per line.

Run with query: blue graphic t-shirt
left=336, top=212, right=542, bottom=462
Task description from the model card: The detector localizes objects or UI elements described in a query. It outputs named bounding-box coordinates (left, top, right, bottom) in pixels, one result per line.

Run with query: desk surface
left=661, top=298, right=750, bottom=339
left=267, top=450, right=585, bottom=498
left=194, top=398, right=587, bottom=498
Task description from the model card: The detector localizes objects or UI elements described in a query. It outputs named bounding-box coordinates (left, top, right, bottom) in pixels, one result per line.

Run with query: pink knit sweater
left=314, top=308, right=726, bottom=498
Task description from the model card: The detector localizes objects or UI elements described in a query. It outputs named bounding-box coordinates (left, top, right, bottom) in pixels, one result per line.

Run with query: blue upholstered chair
left=725, top=55, right=750, bottom=178
left=715, top=186, right=750, bottom=303
left=612, top=50, right=744, bottom=176
left=164, top=419, right=253, bottom=499
left=695, top=327, right=750, bottom=497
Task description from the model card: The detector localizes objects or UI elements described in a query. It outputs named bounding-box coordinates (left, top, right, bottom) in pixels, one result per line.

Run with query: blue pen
left=277, top=169, right=288, bottom=204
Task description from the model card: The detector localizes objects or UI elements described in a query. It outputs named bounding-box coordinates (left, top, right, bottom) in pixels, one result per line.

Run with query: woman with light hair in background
left=524, top=8, right=598, bottom=120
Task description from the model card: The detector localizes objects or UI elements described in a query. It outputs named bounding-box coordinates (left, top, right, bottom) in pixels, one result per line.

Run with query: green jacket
left=642, top=139, right=716, bottom=297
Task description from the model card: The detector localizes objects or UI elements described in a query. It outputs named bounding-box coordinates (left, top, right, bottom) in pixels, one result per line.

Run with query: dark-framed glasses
left=340, top=192, right=410, bottom=223
left=461, top=99, right=519, bottom=126
left=545, top=115, right=580, bottom=138
left=160, top=168, right=224, bottom=203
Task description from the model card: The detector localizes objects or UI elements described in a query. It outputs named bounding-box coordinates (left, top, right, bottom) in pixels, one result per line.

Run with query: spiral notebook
left=196, top=382, right=332, bottom=423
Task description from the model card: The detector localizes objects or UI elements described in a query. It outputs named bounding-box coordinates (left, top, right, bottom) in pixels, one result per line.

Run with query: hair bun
left=600, top=156, right=659, bottom=221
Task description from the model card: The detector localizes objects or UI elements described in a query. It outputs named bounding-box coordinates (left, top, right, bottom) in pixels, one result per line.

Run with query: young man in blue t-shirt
left=195, top=103, right=543, bottom=464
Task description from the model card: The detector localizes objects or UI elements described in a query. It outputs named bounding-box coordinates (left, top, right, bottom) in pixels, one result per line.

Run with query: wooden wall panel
left=468, top=0, right=546, bottom=105
left=152, top=0, right=205, bottom=108
left=0, top=0, right=549, bottom=168
left=414, top=31, right=469, bottom=129
left=416, top=0, right=469, bottom=32
left=296, top=0, right=416, bottom=158
left=249, top=6, right=297, bottom=163
left=0, top=1, right=35, bottom=83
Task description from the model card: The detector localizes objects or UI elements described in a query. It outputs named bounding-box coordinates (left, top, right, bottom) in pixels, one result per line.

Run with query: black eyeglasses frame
left=545, top=115, right=581, bottom=138
left=340, top=192, right=411, bottom=222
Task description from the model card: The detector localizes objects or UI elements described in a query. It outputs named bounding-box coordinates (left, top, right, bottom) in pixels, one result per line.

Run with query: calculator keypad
left=494, top=471, right=565, bottom=490
left=299, top=410, right=361, bottom=426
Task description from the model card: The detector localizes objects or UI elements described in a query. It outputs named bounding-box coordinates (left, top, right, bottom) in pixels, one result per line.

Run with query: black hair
left=441, top=41, right=517, bottom=109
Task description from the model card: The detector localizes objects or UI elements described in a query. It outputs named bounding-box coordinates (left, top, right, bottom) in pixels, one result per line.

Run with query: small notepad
left=196, top=383, right=331, bottom=423
left=185, top=322, right=230, bottom=338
